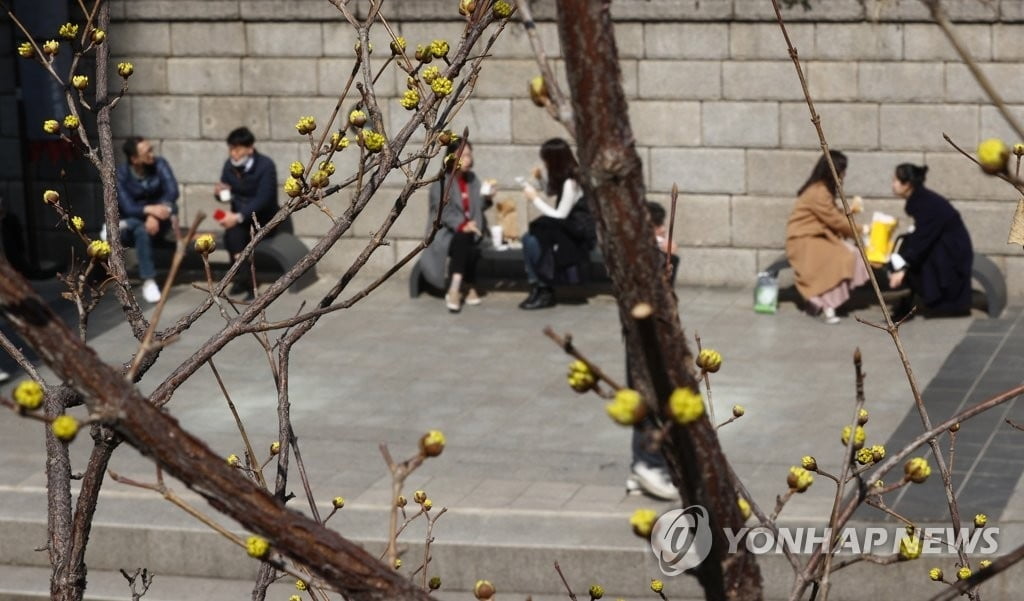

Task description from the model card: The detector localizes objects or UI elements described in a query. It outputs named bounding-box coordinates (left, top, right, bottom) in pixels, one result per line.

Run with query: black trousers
left=448, top=232, right=479, bottom=284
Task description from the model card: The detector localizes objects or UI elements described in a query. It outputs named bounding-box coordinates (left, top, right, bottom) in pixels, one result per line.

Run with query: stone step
left=0, top=487, right=1020, bottom=600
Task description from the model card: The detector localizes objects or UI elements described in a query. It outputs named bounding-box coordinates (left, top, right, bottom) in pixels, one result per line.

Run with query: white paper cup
left=489, top=225, right=503, bottom=247
left=218, top=189, right=232, bottom=203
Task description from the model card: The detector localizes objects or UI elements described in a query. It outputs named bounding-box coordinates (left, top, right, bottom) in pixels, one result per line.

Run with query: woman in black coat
left=888, top=163, right=973, bottom=317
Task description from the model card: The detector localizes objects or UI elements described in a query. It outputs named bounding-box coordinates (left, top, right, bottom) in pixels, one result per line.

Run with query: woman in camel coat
left=785, top=151, right=868, bottom=324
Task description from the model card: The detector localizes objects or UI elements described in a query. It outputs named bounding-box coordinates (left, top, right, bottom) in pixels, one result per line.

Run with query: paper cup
left=218, top=189, right=232, bottom=202
left=489, top=225, right=503, bottom=247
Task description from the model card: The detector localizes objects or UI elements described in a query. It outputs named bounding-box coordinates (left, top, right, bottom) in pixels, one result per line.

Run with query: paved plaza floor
left=0, top=273, right=1020, bottom=600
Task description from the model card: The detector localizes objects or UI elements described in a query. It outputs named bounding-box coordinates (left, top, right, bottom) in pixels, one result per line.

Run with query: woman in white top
left=518, top=138, right=596, bottom=310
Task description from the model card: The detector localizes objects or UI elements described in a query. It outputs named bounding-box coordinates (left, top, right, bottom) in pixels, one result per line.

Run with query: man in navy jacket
left=214, top=127, right=281, bottom=297
left=116, top=137, right=179, bottom=303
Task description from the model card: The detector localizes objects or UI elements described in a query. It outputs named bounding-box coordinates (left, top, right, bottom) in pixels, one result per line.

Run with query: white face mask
left=230, top=156, right=249, bottom=168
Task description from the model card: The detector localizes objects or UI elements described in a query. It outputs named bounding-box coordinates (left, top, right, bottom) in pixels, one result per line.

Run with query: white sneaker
left=141, top=279, right=162, bottom=303
left=626, top=462, right=677, bottom=501
left=822, top=307, right=840, bottom=325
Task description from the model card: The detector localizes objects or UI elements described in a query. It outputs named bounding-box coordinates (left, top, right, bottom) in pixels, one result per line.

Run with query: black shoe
left=520, top=287, right=555, bottom=310
left=518, top=285, right=542, bottom=309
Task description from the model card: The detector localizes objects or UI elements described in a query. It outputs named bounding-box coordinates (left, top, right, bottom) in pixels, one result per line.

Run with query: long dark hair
left=895, top=163, right=928, bottom=189
left=798, top=150, right=847, bottom=197
left=539, top=138, right=579, bottom=196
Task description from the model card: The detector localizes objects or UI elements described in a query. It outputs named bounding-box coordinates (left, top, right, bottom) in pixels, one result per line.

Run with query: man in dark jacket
left=116, top=137, right=179, bottom=303
left=214, top=127, right=281, bottom=297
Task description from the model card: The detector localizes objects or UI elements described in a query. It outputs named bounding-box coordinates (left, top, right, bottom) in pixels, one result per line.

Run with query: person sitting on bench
left=213, top=127, right=282, bottom=300
left=115, top=137, right=179, bottom=303
left=518, top=138, right=597, bottom=310
left=888, top=163, right=973, bottom=319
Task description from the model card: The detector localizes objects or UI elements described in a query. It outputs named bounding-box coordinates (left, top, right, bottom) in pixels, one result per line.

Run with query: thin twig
left=543, top=327, right=624, bottom=391
left=553, top=561, right=578, bottom=601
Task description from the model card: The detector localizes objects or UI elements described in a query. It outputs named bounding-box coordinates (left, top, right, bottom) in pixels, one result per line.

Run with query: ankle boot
left=521, top=286, right=555, bottom=310
left=518, top=285, right=542, bottom=309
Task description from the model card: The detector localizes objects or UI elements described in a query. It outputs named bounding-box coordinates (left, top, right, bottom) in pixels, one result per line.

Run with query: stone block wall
left=6, top=0, right=1024, bottom=293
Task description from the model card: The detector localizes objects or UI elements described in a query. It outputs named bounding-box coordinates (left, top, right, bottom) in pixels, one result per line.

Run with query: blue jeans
left=120, top=217, right=159, bottom=279
left=522, top=232, right=542, bottom=285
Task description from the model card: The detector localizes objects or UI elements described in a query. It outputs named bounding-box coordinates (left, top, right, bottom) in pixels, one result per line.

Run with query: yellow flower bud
left=390, top=36, right=406, bottom=55
left=43, top=189, right=60, bottom=204
left=422, top=65, right=440, bottom=84
left=857, top=408, right=869, bottom=425
left=17, top=42, right=34, bottom=58
left=696, top=348, right=722, bottom=372
left=72, top=75, right=89, bottom=90
left=801, top=455, right=818, bottom=471
left=227, top=453, right=240, bottom=466
left=295, top=116, right=316, bottom=135
left=63, top=115, right=79, bottom=129
left=70, top=216, right=84, bottom=232
left=194, top=233, right=216, bottom=254
left=438, top=130, right=458, bottom=146
left=87, top=240, right=111, bottom=261
left=422, top=498, right=433, bottom=510
left=289, top=161, right=304, bottom=177
left=295, top=579, right=307, bottom=591
left=58, top=23, right=79, bottom=40
left=974, top=513, right=987, bottom=528
left=117, top=62, right=134, bottom=78
left=330, top=132, right=349, bottom=151
left=393, top=558, right=402, bottom=568
left=283, top=177, right=303, bottom=198
left=606, top=388, right=646, bottom=426
left=787, top=466, right=814, bottom=492
left=855, top=448, right=874, bottom=465
left=348, top=110, right=367, bottom=127
left=396, top=495, right=407, bottom=507
left=308, top=170, right=330, bottom=188
left=269, top=441, right=280, bottom=455
left=1014, top=143, right=1024, bottom=156
left=589, top=584, right=604, bottom=600
left=413, top=490, right=427, bottom=504
left=353, top=40, right=373, bottom=55
left=979, top=559, right=992, bottom=569
left=42, top=40, right=60, bottom=56
left=51, top=415, right=79, bottom=441
left=977, top=138, right=1009, bottom=174
left=650, top=579, right=664, bottom=593
left=415, top=44, right=433, bottom=63
left=732, top=404, right=745, bottom=417
left=899, top=536, right=921, bottom=560
left=43, top=120, right=60, bottom=134
left=459, top=0, right=477, bottom=16
left=332, top=496, right=345, bottom=508
left=359, top=129, right=385, bottom=153
left=429, top=39, right=450, bottom=59
left=245, top=535, right=269, bottom=558
left=318, top=161, right=335, bottom=176
left=841, top=425, right=866, bottom=449
left=629, top=508, right=657, bottom=538
left=904, top=457, right=932, bottom=484
left=493, top=0, right=514, bottom=18
left=419, top=429, right=446, bottom=457
left=669, top=386, right=704, bottom=424
left=91, top=29, right=106, bottom=45
left=400, top=88, right=420, bottom=110
left=956, top=566, right=971, bottom=580
left=428, top=576, right=441, bottom=590
left=949, top=422, right=961, bottom=432
left=14, top=380, right=44, bottom=410
left=474, top=580, right=495, bottom=600
left=737, top=497, right=752, bottom=520
left=529, top=75, right=549, bottom=107
left=929, top=567, right=943, bottom=581
left=430, top=76, right=452, bottom=97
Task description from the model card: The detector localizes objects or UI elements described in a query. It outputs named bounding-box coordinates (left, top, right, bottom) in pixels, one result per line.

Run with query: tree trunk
left=554, top=2, right=763, bottom=599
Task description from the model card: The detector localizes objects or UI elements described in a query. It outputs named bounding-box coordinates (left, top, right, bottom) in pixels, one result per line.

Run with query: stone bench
left=764, top=252, right=1006, bottom=318
left=148, top=228, right=317, bottom=293
left=408, top=245, right=680, bottom=298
